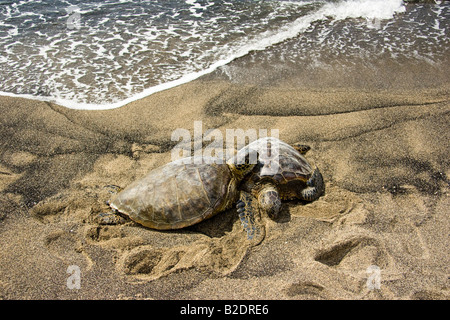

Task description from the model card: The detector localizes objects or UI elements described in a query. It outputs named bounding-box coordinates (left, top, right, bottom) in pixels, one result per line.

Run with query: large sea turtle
left=232, top=137, right=325, bottom=241
left=99, top=155, right=256, bottom=230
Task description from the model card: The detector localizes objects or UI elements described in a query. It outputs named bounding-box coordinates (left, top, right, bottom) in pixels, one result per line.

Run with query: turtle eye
left=235, top=163, right=254, bottom=175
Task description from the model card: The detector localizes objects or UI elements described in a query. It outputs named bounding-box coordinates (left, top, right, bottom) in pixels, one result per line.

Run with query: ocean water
left=0, top=0, right=448, bottom=110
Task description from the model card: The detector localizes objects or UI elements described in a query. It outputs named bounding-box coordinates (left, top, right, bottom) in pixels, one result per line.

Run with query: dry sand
left=0, top=75, right=449, bottom=299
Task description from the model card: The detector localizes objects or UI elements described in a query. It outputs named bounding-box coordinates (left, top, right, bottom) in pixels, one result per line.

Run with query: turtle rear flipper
left=95, top=211, right=128, bottom=225
left=300, top=168, right=325, bottom=202
left=236, top=191, right=265, bottom=245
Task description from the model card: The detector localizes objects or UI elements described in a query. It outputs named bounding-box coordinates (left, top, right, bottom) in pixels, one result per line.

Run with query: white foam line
left=0, top=57, right=236, bottom=110
left=0, top=0, right=406, bottom=110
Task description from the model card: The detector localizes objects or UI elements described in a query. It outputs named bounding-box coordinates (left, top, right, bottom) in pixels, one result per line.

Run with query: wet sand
left=0, top=72, right=449, bottom=299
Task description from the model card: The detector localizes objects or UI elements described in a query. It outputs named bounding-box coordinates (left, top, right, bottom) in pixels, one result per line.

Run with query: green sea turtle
left=233, top=137, right=325, bottom=241
left=99, top=155, right=256, bottom=230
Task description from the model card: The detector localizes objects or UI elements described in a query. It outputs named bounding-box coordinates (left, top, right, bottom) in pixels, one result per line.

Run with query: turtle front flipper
left=300, top=167, right=325, bottom=202
left=236, top=191, right=265, bottom=245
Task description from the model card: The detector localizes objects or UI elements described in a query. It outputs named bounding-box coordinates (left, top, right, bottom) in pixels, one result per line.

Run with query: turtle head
left=292, top=143, right=311, bottom=155
left=226, top=148, right=258, bottom=180
left=257, top=184, right=282, bottom=219
left=228, top=162, right=256, bottom=180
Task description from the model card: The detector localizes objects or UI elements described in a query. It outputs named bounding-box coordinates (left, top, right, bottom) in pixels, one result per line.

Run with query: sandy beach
left=0, top=60, right=449, bottom=300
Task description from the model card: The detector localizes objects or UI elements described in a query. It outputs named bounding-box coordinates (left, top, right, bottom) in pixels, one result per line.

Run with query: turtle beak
left=267, top=206, right=280, bottom=220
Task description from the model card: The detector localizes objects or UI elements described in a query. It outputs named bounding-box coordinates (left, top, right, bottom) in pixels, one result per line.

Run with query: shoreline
left=1, top=76, right=449, bottom=299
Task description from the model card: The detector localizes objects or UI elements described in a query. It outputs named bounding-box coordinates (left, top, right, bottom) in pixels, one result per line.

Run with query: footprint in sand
left=86, top=226, right=190, bottom=282
left=284, top=281, right=327, bottom=299
left=311, top=224, right=405, bottom=299
left=118, top=246, right=188, bottom=281
left=112, top=227, right=252, bottom=282
left=289, top=184, right=362, bottom=223
left=314, top=235, right=389, bottom=270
